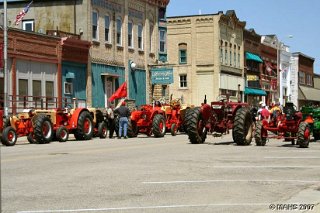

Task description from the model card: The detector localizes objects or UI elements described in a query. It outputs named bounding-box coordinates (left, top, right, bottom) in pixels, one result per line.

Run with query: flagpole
left=3, top=0, right=9, bottom=117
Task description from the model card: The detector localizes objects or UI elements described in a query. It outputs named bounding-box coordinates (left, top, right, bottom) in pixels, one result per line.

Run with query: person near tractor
left=270, top=102, right=282, bottom=118
left=258, top=103, right=270, bottom=121
left=107, top=105, right=115, bottom=139
left=114, top=101, right=130, bottom=139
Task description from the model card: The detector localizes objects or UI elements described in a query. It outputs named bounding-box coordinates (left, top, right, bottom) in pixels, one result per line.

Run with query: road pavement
left=1, top=133, right=320, bottom=213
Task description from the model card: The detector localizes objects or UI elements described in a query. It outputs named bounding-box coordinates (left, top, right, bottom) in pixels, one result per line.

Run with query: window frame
left=104, top=15, right=110, bottom=43
left=128, top=21, right=133, bottom=48
left=159, top=29, right=166, bottom=53
left=179, top=74, right=187, bottom=88
left=64, top=82, right=73, bottom=95
left=116, top=17, right=122, bottom=46
left=138, top=24, right=143, bottom=50
left=22, top=19, right=34, bottom=32
left=92, top=11, right=98, bottom=40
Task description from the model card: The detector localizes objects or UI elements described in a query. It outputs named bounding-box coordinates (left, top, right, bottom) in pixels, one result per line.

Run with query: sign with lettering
left=151, top=67, right=173, bottom=84
left=247, top=75, right=259, bottom=81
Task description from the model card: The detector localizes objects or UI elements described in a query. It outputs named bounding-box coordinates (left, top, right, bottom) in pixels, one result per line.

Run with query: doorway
left=105, top=77, right=115, bottom=108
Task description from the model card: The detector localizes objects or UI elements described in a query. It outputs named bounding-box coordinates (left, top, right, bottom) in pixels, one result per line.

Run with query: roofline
left=167, top=12, right=221, bottom=19
left=292, top=52, right=315, bottom=61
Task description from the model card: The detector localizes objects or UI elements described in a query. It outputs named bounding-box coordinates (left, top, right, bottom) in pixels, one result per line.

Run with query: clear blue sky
left=167, top=0, right=320, bottom=74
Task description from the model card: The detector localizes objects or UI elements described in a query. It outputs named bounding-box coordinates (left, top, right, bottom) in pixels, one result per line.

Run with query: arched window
left=104, top=15, right=110, bottom=42
left=138, top=24, right=143, bottom=49
left=128, top=21, right=133, bottom=48
left=179, top=43, right=187, bottom=64
left=116, top=17, right=122, bottom=46
left=92, top=11, right=98, bottom=40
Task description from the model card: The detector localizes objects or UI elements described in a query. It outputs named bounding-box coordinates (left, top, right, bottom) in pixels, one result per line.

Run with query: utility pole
left=3, top=0, right=9, bottom=117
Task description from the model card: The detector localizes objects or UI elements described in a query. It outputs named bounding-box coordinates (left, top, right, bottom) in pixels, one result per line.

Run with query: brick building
left=167, top=10, right=245, bottom=105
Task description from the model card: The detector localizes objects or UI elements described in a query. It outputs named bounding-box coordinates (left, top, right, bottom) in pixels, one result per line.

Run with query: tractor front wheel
left=152, top=114, right=166, bottom=138
left=98, top=122, right=108, bottom=139
left=297, top=122, right=310, bottom=148
left=185, top=107, right=207, bottom=144
left=254, top=121, right=267, bottom=146
left=34, top=114, right=53, bottom=144
left=75, top=111, right=93, bottom=140
left=171, top=123, right=177, bottom=136
left=1, top=126, right=17, bottom=146
left=233, top=108, right=254, bottom=146
left=56, top=126, right=69, bottom=142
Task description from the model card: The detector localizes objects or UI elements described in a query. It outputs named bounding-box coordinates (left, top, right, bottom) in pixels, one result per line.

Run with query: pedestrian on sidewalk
left=114, top=101, right=130, bottom=139
left=107, top=105, right=115, bottom=138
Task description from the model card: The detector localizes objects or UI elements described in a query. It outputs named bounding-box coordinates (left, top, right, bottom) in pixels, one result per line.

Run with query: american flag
left=15, top=1, right=33, bottom=26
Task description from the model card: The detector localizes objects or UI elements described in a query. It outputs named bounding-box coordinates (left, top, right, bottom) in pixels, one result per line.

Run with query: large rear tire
left=34, top=114, right=53, bottom=144
left=152, top=114, right=166, bottom=138
left=185, top=107, right=207, bottom=144
left=98, top=122, right=108, bottom=139
left=254, top=121, right=267, bottom=146
left=233, top=108, right=253, bottom=146
left=1, top=126, right=17, bottom=146
left=74, top=111, right=93, bottom=140
left=297, top=122, right=310, bottom=148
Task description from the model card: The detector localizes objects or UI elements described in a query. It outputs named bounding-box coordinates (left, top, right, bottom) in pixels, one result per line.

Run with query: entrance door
left=105, top=77, right=115, bottom=108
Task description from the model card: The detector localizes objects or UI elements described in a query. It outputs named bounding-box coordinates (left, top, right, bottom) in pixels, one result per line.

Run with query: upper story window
left=92, top=11, right=98, bottom=40
left=299, top=71, right=305, bottom=84
left=179, top=43, right=187, bottom=64
left=306, top=74, right=313, bottom=86
left=159, top=29, right=166, bottom=53
left=116, top=17, right=122, bottom=46
left=150, top=24, right=154, bottom=52
left=179, top=74, right=187, bottom=88
left=22, top=20, right=34, bottom=32
left=104, top=15, right=110, bottom=42
left=138, top=24, right=143, bottom=49
left=128, top=21, right=133, bottom=48
left=224, top=42, right=228, bottom=65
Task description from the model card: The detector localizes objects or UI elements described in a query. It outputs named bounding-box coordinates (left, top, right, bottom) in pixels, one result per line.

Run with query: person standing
left=107, top=105, right=115, bottom=138
left=114, top=101, right=130, bottom=139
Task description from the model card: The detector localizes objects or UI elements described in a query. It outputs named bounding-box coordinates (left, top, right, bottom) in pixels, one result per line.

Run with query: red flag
left=108, top=82, right=127, bottom=102
left=15, top=1, right=33, bottom=25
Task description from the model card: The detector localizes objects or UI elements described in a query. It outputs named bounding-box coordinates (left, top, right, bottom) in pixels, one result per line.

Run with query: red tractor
left=1, top=109, right=53, bottom=145
left=1, top=109, right=18, bottom=146
left=161, top=98, right=191, bottom=136
left=254, top=102, right=310, bottom=148
left=185, top=96, right=254, bottom=145
left=118, top=103, right=166, bottom=138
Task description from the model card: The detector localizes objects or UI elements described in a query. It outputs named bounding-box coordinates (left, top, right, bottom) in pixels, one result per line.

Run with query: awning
left=101, top=73, right=120, bottom=78
left=245, top=52, right=263, bottom=63
left=245, top=87, right=267, bottom=96
left=299, top=86, right=320, bottom=101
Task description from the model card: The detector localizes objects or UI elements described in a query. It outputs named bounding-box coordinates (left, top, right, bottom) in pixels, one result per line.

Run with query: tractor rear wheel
left=75, top=111, right=93, bottom=140
left=1, top=126, right=17, bottom=146
left=297, top=122, right=310, bottom=148
left=34, top=114, right=53, bottom=144
left=152, top=114, right=166, bottom=137
left=56, top=126, right=69, bottom=142
left=185, top=107, right=207, bottom=144
left=233, top=108, right=254, bottom=146
left=128, top=119, right=138, bottom=138
left=254, top=121, right=266, bottom=146
left=171, top=123, right=177, bottom=136
left=98, top=122, right=108, bottom=139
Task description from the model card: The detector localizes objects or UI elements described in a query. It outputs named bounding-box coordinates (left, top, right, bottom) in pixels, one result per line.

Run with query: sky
left=167, top=0, right=320, bottom=74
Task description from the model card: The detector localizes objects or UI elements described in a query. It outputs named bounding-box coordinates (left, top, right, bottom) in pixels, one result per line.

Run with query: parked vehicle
left=254, top=102, right=310, bottom=148
left=185, top=95, right=254, bottom=145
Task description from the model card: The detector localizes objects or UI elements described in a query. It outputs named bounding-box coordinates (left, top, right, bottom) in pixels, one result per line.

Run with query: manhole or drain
left=48, top=153, right=69, bottom=155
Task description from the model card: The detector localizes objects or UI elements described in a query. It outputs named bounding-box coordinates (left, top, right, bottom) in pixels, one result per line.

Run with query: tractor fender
left=68, top=108, right=90, bottom=129
left=200, top=104, right=212, bottom=122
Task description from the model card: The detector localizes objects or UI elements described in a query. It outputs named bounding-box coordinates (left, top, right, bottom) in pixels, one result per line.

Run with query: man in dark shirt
left=114, top=101, right=130, bottom=139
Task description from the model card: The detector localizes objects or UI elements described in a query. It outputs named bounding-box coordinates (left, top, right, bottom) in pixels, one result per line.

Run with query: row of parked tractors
left=0, top=95, right=317, bottom=148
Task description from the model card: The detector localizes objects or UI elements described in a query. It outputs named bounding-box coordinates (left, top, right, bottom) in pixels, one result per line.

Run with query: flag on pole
left=108, top=82, right=127, bottom=102
left=15, top=1, right=33, bottom=26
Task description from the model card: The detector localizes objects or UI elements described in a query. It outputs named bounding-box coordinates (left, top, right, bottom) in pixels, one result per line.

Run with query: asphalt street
left=1, top=133, right=320, bottom=213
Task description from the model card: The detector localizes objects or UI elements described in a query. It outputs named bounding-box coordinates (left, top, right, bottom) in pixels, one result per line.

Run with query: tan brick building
left=167, top=10, right=246, bottom=105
